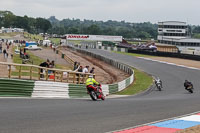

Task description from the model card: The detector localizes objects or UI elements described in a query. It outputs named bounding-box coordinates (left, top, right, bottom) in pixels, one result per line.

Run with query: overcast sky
left=1, top=0, right=200, bottom=25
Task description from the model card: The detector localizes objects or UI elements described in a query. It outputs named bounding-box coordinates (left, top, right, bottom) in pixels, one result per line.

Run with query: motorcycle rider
left=86, top=75, right=100, bottom=93
left=184, top=80, right=193, bottom=90
left=155, top=77, right=162, bottom=88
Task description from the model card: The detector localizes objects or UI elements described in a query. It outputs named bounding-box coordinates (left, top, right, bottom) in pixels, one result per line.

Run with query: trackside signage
left=65, top=34, right=122, bottom=42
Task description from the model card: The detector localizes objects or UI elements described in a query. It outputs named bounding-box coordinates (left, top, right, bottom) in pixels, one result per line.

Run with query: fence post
left=78, top=74, right=80, bottom=84
left=19, top=66, right=21, bottom=79
left=73, top=73, right=76, bottom=83
left=60, top=71, right=63, bottom=82
left=38, top=68, right=40, bottom=80
left=30, top=66, right=32, bottom=80
left=8, top=65, right=11, bottom=78
left=54, top=71, right=56, bottom=82
left=46, top=69, right=48, bottom=81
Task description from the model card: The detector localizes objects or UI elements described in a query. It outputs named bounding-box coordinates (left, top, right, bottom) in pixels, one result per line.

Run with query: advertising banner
left=66, top=34, right=122, bottom=42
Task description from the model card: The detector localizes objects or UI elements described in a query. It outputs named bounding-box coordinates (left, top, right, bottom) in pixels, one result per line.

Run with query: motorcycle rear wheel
left=189, top=89, right=193, bottom=93
left=158, top=86, right=161, bottom=91
left=101, top=95, right=105, bottom=100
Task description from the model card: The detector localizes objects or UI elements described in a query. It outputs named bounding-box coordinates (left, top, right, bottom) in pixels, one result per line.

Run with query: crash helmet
left=89, top=75, right=93, bottom=78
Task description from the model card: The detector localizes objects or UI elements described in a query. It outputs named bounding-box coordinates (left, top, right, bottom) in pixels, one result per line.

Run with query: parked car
left=25, top=45, right=42, bottom=50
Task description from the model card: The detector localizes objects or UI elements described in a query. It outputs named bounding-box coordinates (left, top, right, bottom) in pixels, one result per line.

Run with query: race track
left=1, top=49, right=200, bottom=133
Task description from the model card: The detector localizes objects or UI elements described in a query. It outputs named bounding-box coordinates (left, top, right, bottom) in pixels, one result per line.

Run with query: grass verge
left=116, top=68, right=153, bottom=95
left=12, top=46, right=71, bottom=77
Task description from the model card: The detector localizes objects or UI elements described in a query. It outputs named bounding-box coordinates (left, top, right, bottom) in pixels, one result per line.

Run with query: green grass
left=24, top=33, right=43, bottom=41
left=49, top=38, right=61, bottom=45
left=116, top=68, right=153, bottom=95
left=114, top=51, right=155, bottom=57
left=12, top=46, right=71, bottom=77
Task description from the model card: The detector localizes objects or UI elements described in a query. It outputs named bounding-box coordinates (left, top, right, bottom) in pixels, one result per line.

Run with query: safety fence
left=73, top=43, right=128, bottom=53
left=99, top=46, right=128, bottom=53
left=0, top=62, right=94, bottom=84
left=56, top=49, right=75, bottom=68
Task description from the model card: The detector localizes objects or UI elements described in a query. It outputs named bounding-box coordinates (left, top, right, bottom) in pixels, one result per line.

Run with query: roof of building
left=158, top=21, right=187, bottom=26
left=177, top=38, right=200, bottom=43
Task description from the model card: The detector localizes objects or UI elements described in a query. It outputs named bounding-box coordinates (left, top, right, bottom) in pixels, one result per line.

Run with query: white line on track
left=138, top=57, right=200, bottom=71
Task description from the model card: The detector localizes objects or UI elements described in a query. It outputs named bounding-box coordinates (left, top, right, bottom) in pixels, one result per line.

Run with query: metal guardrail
left=0, top=62, right=94, bottom=84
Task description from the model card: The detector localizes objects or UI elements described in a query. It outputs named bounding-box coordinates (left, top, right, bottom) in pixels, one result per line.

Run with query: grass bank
left=117, top=68, right=153, bottom=95
left=12, top=46, right=71, bottom=76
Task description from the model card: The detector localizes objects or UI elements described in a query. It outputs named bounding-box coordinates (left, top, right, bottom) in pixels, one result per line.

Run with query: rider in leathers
left=184, top=80, right=193, bottom=90
left=155, top=77, right=162, bottom=88
left=86, top=75, right=100, bottom=92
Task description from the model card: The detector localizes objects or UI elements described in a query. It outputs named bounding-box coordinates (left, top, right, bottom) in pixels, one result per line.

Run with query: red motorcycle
left=87, top=84, right=105, bottom=101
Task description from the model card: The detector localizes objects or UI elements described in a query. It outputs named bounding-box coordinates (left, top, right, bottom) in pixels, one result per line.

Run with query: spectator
left=3, top=49, right=7, bottom=58
left=83, top=66, right=89, bottom=73
left=39, top=59, right=50, bottom=78
left=48, top=60, right=55, bottom=74
left=73, top=61, right=79, bottom=70
left=51, top=60, right=55, bottom=68
left=0, top=42, right=2, bottom=53
left=76, top=66, right=83, bottom=83
left=23, top=48, right=26, bottom=54
left=78, top=66, right=83, bottom=73
left=90, top=67, right=95, bottom=74
left=7, top=44, right=9, bottom=49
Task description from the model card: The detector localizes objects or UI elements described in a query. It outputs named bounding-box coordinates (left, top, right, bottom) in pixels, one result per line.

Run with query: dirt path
left=30, top=47, right=71, bottom=67
left=0, top=42, right=13, bottom=78
left=61, top=47, right=130, bottom=84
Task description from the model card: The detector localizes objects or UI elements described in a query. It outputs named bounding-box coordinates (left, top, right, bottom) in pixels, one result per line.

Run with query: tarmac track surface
left=1, top=49, right=200, bottom=133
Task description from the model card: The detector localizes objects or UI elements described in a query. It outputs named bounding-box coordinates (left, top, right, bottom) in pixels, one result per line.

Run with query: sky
left=0, top=0, right=200, bottom=25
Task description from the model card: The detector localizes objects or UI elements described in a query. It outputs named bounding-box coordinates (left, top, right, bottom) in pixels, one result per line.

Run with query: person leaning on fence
left=39, top=59, right=50, bottom=78
left=83, top=66, right=89, bottom=73
left=76, top=66, right=83, bottom=83
left=90, top=67, right=95, bottom=74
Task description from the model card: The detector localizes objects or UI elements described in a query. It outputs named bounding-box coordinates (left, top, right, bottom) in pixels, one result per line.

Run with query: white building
left=0, top=27, right=24, bottom=33
left=157, top=21, right=200, bottom=49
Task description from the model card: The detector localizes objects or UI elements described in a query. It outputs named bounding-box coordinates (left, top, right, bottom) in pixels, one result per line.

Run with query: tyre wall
left=0, top=78, right=34, bottom=97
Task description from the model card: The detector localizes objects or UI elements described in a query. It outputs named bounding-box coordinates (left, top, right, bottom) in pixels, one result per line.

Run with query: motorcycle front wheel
left=90, top=91, right=97, bottom=101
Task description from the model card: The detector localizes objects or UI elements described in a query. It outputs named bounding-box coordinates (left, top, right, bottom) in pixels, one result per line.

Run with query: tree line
left=0, top=11, right=51, bottom=34
left=48, top=16, right=158, bottom=39
left=1, top=11, right=200, bottom=39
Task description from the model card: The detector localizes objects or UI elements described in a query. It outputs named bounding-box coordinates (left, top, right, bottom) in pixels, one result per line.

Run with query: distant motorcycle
left=87, top=85, right=105, bottom=101
left=155, top=78, right=162, bottom=91
left=156, top=82, right=162, bottom=91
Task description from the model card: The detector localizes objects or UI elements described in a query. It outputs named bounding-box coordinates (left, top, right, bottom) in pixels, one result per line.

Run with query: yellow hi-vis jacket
left=86, top=78, right=99, bottom=86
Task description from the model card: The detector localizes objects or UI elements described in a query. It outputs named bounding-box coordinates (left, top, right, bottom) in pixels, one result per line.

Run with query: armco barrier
left=0, top=78, right=34, bottom=97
